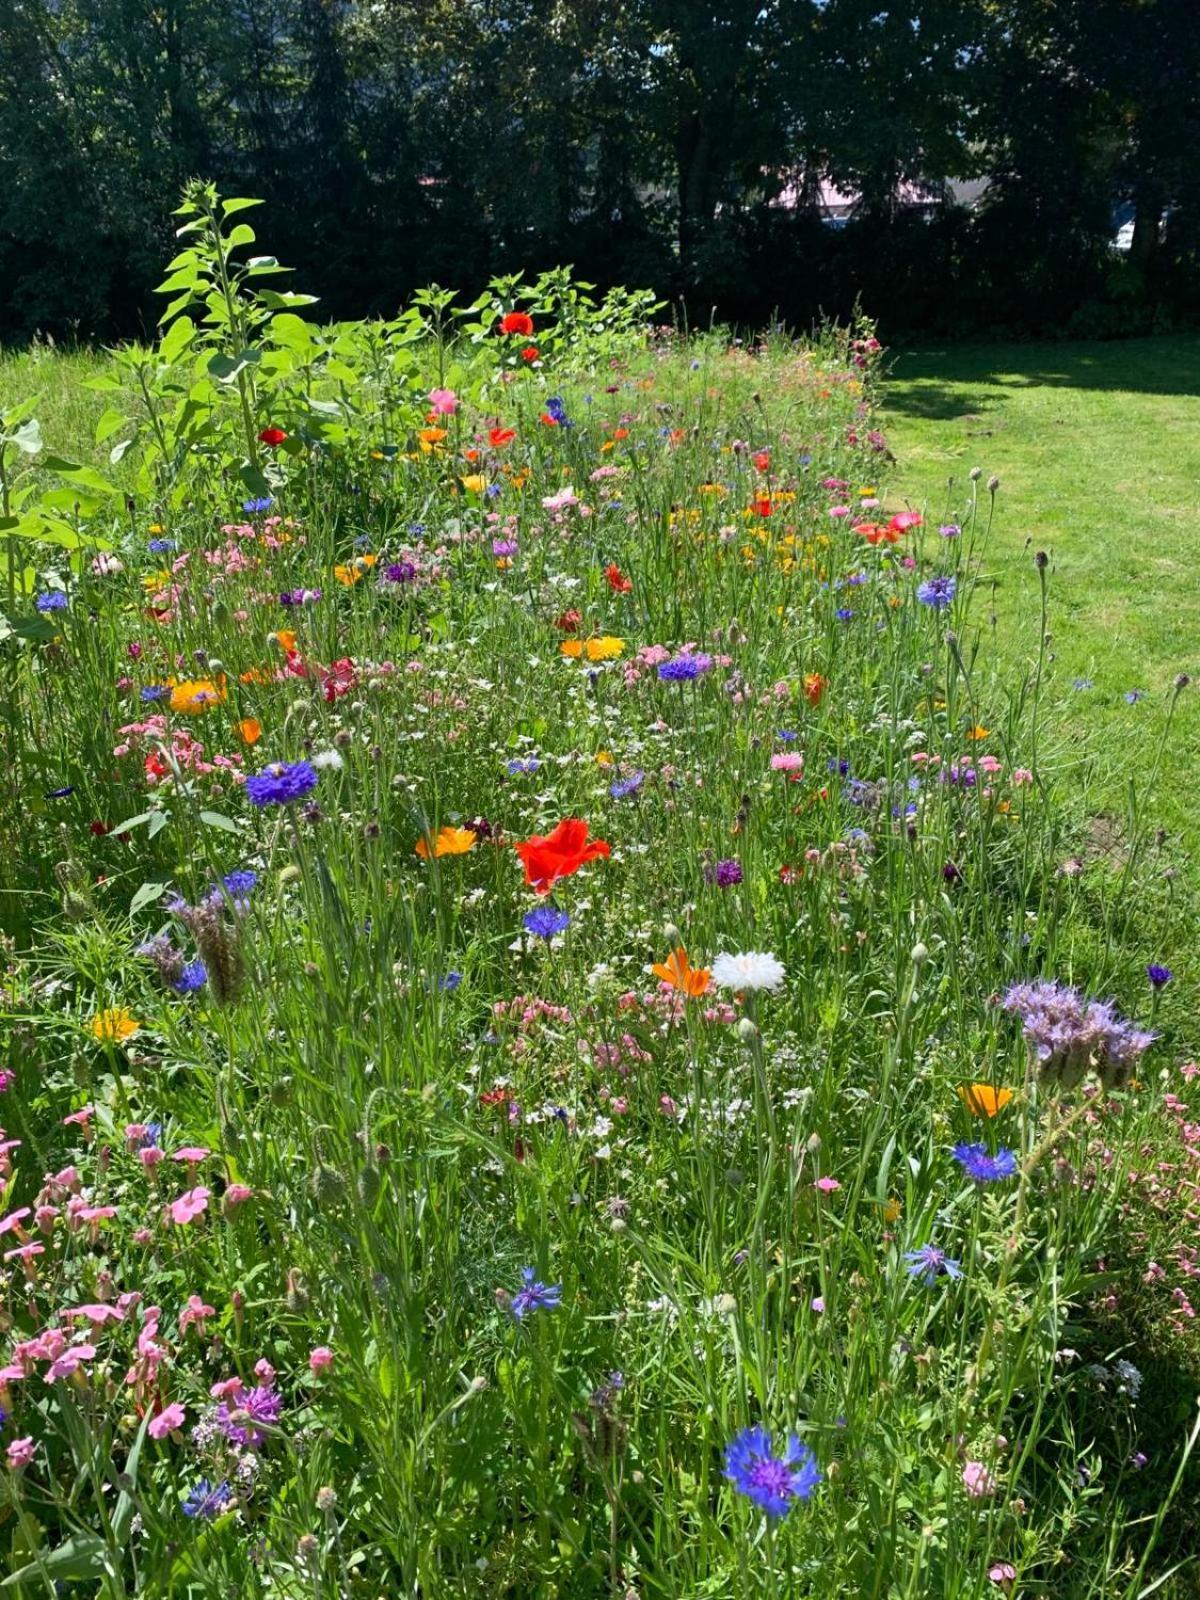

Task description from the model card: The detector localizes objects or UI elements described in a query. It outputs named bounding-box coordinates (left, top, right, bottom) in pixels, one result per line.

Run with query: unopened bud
left=910, top=941, right=929, bottom=966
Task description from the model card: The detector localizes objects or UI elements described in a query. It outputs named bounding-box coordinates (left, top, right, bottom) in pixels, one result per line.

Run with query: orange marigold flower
left=560, top=639, right=584, bottom=659
left=415, top=826, right=479, bottom=860
left=651, top=947, right=712, bottom=998
left=91, top=1007, right=139, bottom=1044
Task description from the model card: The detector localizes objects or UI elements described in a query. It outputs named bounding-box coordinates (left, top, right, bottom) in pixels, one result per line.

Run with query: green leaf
left=158, top=316, right=195, bottom=365
left=129, top=881, right=167, bottom=916
left=199, top=810, right=240, bottom=834
left=147, top=811, right=169, bottom=840
left=42, top=458, right=118, bottom=496
left=207, top=350, right=262, bottom=384
left=4, top=614, right=60, bottom=642
left=110, top=813, right=153, bottom=835
left=2, top=1533, right=109, bottom=1587
left=220, top=197, right=263, bottom=218
left=226, top=222, right=257, bottom=249
left=94, top=408, right=126, bottom=445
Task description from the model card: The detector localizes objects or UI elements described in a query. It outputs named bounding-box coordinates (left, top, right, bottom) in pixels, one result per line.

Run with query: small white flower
left=711, top=951, right=786, bottom=993
left=311, top=748, right=344, bottom=771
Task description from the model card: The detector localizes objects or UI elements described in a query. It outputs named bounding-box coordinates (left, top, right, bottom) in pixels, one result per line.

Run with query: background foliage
left=2, top=0, right=1200, bottom=346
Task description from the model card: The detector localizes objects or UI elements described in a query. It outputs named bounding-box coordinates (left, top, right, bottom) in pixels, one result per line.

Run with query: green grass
left=884, top=337, right=1200, bottom=874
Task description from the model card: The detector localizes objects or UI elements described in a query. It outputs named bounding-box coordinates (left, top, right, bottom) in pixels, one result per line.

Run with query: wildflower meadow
left=1, top=184, right=1199, bottom=1598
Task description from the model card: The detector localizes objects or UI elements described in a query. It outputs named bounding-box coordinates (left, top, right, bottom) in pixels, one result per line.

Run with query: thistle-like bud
left=357, top=1164, right=381, bottom=1207
left=285, top=1268, right=310, bottom=1312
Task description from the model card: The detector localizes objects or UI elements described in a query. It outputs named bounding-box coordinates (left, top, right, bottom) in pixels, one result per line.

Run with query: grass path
left=884, top=337, right=1200, bottom=874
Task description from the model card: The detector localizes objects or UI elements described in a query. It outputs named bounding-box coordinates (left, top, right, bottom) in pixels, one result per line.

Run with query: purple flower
left=173, top=961, right=207, bottom=994
left=1002, top=979, right=1155, bottom=1088
left=658, top=654, right=711, bottom=682
left=492, top=539, right=518, bottom=557
left=1147, top=964, right=1172, bottom=988
left=952, top=1143, right=1018, bottom=1183
left=724, top=1426, right=821, bottom=1517
left=35, top=591, right=68, bottom=612
left=510, top=1267, right=562, bottom=1318
left=245, top=761, right=318, bottom=807
left=706, top=859, right=743, bottom=888
left=938, top=523, right=961, bottom=539
left=609, top=771, right=645, bottom=800
left=182, top=1478, right=232, bottom=1518
left=835, top=608, right=855, bottom=622
left=507, top=758, right=540, bottom=775
left=243, top=497, right=272, bottom=514
left=904, top=1243, right=963, bottom=1286
left=216, top=1383, right=283, bottom=1449
left=381, top=561, right=417, bottom=585
left=917, top=575, right=957, bottom=609
left=523, top=907, right=570, bottom=940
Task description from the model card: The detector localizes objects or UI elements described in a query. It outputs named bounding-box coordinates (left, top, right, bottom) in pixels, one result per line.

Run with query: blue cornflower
left=408, top=523, right=427, bottom=536
left=523, top=907, right=570, bottom=940
left=835, top=608, right=854, bottom=622
left=544, top=396, right=571, bottom=427
left=724, top=1426, right=821, bottom=1517
left=1125, top=690, right=1145, bottom=704
left=182, top=1479, right=233, bottom=1519
left=952, top=1142, right=1018, bottom=1183
left=139, top=1122, right=163, bottom=1149
left=140, top=685, right=168, bottom=702
left=916, top=575, right=957, bottom=609
left=776, top=730, right=797, bottom=742
left=658, top=654, right=712, bottom=682
left=35, top=592, right=68, bottom=612
left=44, top=786, right=74, bottom=798
left=242, top=497, right=272, bottom=514
left=609, top=771, right=645, bottom=800
left=509, top=1267, right=562, bottom=1319
left=486, top=483, right=503, bottom=499
left=828, top=758, right=850, bottom=777
left=1072, top=677, right=1093, bottom=691
left=245, top=761, right=318, bottom=808
left=148, top=538, right=176, bottom=554
left=903, top=1243, right=963, bottom=1287
left=439, top=972, right=463, bottom=991
left=1147, top=964, right=1173, bottom=988
left=173, top=961, right=207, bottom=994
left=507, top=758, right=541, bottom=775
left=223, top=870, right=258, bottom=898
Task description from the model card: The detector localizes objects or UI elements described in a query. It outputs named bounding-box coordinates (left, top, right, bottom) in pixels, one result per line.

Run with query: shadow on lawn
left=885, top=337, right=1200, bottom=419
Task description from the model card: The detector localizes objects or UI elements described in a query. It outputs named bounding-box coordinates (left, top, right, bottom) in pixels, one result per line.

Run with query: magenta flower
left=149, top=1402, right=185, bottom=1440
left=168, top=1186, right=211, bottom=1225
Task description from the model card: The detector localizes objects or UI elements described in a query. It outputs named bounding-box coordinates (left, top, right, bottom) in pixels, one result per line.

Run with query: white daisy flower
left=711, top=951, right=786, bottom=993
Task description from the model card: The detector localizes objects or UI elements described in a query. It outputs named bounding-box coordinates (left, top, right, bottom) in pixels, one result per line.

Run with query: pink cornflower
left=962, top=1461, right=997, bottom=1498
left=813, top=1176, right=841, bottom=1193
left=309, top=1345, right=334, bottom=1372
left=771, top=752, right=804, bottom=773
left=168, top=1187, right=210, bottom=1226
left=428, top=387, right=458, bottom=416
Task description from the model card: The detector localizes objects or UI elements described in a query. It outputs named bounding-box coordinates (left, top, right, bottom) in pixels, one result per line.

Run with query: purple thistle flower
left=952, top=1143, right=1018, bottom=1183
left=706, top=859, right=743, bottom=888
left=381, top=561, right=417, bottom=585
left=216, top=1383, right=283, bottom=1450
left=510, top=1267, right=562, bottom=1319
left=724, top=1426, right=821, bottom=1517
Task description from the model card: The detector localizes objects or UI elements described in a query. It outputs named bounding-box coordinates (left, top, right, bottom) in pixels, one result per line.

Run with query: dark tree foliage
left=0, top=0, right=1197, bottom=343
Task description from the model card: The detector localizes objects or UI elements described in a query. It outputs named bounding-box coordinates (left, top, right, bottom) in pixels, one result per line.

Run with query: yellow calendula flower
left=334, top=552, right=377, bottom=587
left=415, top=826, right=478, bottom=860
left=966, top=725, right=991, bottom=741
left=142, top=570, right=174, bottom=593
left=883, top=1196, right=903, bottom=1224
left=585, top=636, right=624, bottom=661
left=461, top=474, right=488, bottom=495
left=148, top=523, right=165, bottom=535
left=91, top=1007, right=139, bottom=1044
left=560, top=639, right=584, bottom=660
left=169, top=678, right=226, bottom=714
left=595, top=750, right=613, bottom=767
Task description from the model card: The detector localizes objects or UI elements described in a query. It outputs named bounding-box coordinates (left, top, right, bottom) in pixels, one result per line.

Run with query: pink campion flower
left=124, top=1123, right=148, bottom=1148
left=45, top=1344, right=96, bottom=1382
left=64, top=1304, right=125, bottom=1327
left=4, top=1243, right=43, bottom=1263
left=139, top=1147, right=165, bottom=1170
left=988, top=1564, right=1017, bottom=1594
left=62, top=1106, right=95, bottom=1130
left=428, top=387, right=458, bottom=416
left=6, top=1437, right=35, bottom=1470
left=49, top=1166, right=81, bottom=1193
left=132, top=1227, right=153, bottom=1246
left=223, top=1184, right=253, bottom=1211
left=168, top=1187, right=210, bottom=1225
left=962, top=1461, right=997, bottom=1498
left=308, top=1345, right=334, bottom=1373
left=813, top=1177, right=841, bottom=1193
left=76, top=1205, right=117, bottom=1225
left=0, top=1209, right=30, bottom=1237
left=148, top=1402, right=185, bottom=1440
left=172, top=1147, right=210, bottom=1165
left=254, top=1358, right=276, bottom=1382
left=210, top=1376, right=245, bottom=1401
left=179, top=1295, right=215, bottom=1333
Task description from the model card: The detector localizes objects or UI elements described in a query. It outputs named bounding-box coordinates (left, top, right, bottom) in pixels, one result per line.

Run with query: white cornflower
left=711, top=951, right=786, bottom=992
left=311, top=748, right=344, bottom=771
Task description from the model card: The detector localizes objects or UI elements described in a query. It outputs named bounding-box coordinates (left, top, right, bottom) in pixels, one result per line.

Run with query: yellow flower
left=238, top=718, right=262, bottom=745
left=883, top=1196, right=903, bottom=1224
left=595, top=750, right=613, bottom=767
left=415, top=826, right=478, bottom=860
left=169, top=678, right=226, bottom=714
left=461, top=474, right=488, bottom=494
left=148, top=523, right=164, bottom=535
left=966, top=725, right=991, bottom=741
left=91, top=1007, right=139, bottom=1044
left=560, top=639, right=583, bottom=660
left=585, top=636, right=624, bottom=661
left=333, top=552, right=377, bottom=586
left=142, top=570, right=173, bottom=593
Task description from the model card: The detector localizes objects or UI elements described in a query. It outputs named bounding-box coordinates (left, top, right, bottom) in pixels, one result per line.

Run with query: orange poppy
left=651, top=947, right=711, bottom=998
left=238, top=718, right=262, bottom=745
left=803, top=672, right=828, bottom=707
left=956, top=1083, right=1014, bottom=1117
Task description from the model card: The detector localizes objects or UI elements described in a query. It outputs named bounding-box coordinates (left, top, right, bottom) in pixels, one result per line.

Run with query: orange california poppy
left=238, top=718, right=262, bottom=745
left=651, top=947, right=712, bottom=998
left=956, top=1083, right=1014, bottom=1117
left=415, top=826, right=479, bottom=860
left=803, top=672, right=828, bottom=707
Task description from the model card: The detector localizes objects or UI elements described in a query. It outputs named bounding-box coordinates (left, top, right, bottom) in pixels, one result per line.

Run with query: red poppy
left=604, top=563, right=632, bottom=593
left=540, top=412, right=560, bottom=427
left=258, top=427, right=287, bottom=447
left=489, top=427, right=516, bottom=448
left=319, top=657, right=357, bottom=703
left=752, top=451, right=771, bottom=472
left=89, top=820, right=110, bottom=837
left=751, top=495, right=773, bottom=518
left=499, top=311, right=534, bottom=337
left=555, top=608, right=582, bottom=633
left=521, top=345, right=540, bottom=362
left=515, top=818, right=611, bottom=895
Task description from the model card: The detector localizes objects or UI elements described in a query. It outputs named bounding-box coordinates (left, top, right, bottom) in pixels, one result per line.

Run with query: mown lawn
left=883, top=337, right=1200, bottom=874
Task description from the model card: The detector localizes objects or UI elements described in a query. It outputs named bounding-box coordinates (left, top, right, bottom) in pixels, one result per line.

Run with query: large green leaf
left=42, top=457, right=118, bottom=496
left=2, top=1532, right=110, bottom=1587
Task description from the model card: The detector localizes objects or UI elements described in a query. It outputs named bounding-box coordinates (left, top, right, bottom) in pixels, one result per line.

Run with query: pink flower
left=210, top=1376, right=245, bottom=1400
left=771, top=752, right=804, bottom=773
left=223, top=1183, right=254, bottom=1210
left=148, top=1402, right=185, bottom=1440
left=4, top=1243, right=42, bottom=1263
left=962, top=1461, right=997, bottom=1498
left=813, top=1176, right=841, bottom=1193
left=168, top=1186, right=210, bottom=1226
left=172, top=1147, right=210, bottom=1165
left=62, top=1106, right=95, bottom=1129
left=139, top=1147, right=165, bottom=1170
left=45, top=1344, right=95, bottom=1382
left=988, top=1563, right=1016, bottom=1593
left=428, top=387, right=458, bottom=416
left=811, top=1296, right=826, bottom=1313
left=309, top=1345, right=334, bottom=1372
left=1011, top=768, right=1033, bottom=786
left=64, top=1304, right=125, bottom=1327
left=6, top=1437, right=35, bottom=1470
left=179, top=1295, right=216, bottom=1333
